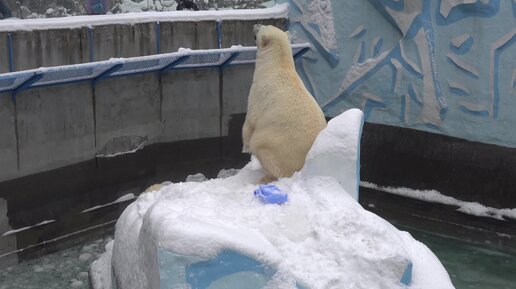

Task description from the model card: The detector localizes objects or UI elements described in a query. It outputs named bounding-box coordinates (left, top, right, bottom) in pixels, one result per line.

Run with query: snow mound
left=302, top=108, right=363, bottom=200
left=90, top=109, right=454, bottom=289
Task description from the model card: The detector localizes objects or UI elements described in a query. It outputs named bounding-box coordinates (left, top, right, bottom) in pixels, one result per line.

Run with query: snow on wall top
left=0, top=4, right=289, bottom=32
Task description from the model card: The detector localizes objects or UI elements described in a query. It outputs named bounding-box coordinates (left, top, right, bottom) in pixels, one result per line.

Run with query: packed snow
left=361, top=182, right=516, bottom=221
left=81, top=193, right=137, bottom=213
left=90, top=109, right=454, bottom=289
left=2, top=220, right=56, bottom=237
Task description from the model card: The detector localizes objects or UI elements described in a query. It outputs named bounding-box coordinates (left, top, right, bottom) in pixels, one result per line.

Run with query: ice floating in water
left=89, top=109, right=454, bottom=289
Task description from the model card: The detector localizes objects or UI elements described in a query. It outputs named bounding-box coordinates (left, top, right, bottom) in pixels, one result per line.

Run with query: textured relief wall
left=282, top=0, right=516, bottom=148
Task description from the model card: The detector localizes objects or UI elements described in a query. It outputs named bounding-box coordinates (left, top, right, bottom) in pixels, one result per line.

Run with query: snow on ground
left=91, top=109, right=454, bottom=289
left=0, top=3, right=288, bottom=31
left=2, top=220, right=56, bottom=237
left=115, top=0, right=276, bottom=13
left=361, top=182, right=516, bottom=221
left=81, top=193, right=137, bottom=213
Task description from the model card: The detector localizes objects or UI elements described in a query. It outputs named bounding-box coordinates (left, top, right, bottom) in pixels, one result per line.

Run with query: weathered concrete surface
left=87, top=23, right=157, bottom=62
left=218, top=18, right=285, bottom=137
left=0, top=197, right=17, bottom=268
left=0, top=17, right=289, bottom=264
left=221, top=65, right=253, bottom=136
left=0, top=32, right=9, bottom=73
left=16, top=82, right=95, bottom=176
left=160, top=69, right=220, bottom=142
left=159, top=21, right=218, bottom=53
left=95, top=74, right=161, bottom=155
left=0, top=93, right=18, bottom=182
left=10, top=29, right=83, bottom=71
left=220, top=19, right=286, bottom=48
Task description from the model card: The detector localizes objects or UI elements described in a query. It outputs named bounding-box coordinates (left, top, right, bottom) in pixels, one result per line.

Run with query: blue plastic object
left=186, top=250, right=276, bottom=289
left=254, top=185, right=288, bottom=205
left=158, top=248, right=307, bottom=289
left=400, top=261, right=413, bottom=286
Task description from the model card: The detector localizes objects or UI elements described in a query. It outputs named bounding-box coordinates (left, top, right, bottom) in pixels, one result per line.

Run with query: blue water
left=0, top=228, right=514, bottom=289
left=0, top=236, right=112, bottom=289
left=401, top=226, right=516, bottom=289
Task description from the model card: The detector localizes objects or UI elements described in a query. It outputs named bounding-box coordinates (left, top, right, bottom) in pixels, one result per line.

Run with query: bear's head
left=253, top=24, right=292, bottom=57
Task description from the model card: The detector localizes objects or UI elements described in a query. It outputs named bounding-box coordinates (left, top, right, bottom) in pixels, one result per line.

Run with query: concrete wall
left=0, top=198, right=17, bottom=268
left=161, top=69, right=221, bottom=143
left=11, top=28, right=84, bottom=71
left=0, top=16, right=290, bottom=265
left=0, top=32, right=10, bottom=73
left=90, top=23, right=157, bottom=61
left=221, top=65, right=254, bottom=137
left=160, top=21, right=218, bottom=52
left=15, top=83, right=95, bottom=177
left=280, top=0, right=516, bottom=148
left=95, top=74, right=162, bottom=156
left=0, top=18, right=285, bottom=183
left=0, top=93, right=17, bottom=181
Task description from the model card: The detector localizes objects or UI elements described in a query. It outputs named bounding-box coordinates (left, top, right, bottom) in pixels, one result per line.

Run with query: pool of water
left=0, top=228, right=514, bottom=289
left=401, top=226, right=516, bottom=289
left=0, top=236, right=113, bottom=289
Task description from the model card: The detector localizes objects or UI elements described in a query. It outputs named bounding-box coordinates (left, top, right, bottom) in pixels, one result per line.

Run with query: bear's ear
left=260, top=33, right=272, bottom=48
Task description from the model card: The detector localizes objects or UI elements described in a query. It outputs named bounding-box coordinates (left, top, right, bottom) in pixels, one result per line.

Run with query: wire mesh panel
left=292, top=43, right=311, bottom=58
left=108, top=55, right=185, bottom=77
left=0, top=72, right=34, bottom=93
left=109, top=59, right=161, bottom=77
left=230, top=49, right=257, bottom=66
left=174, top=51, right=230, bottom=69
left=31, top=65, right=99, bottom=87
left=0, top=44, right=311, bottom=94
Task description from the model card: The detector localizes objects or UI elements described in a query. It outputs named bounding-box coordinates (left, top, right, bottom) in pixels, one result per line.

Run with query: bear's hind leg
left=255, top=147, right=292, bottom=184
left=259, top=175, right=278, bottom=184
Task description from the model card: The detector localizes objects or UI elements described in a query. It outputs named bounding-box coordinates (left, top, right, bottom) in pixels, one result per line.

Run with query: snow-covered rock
left=90, top=109, right=454, bottom=289
left=302, top=108, right=363, bottom=200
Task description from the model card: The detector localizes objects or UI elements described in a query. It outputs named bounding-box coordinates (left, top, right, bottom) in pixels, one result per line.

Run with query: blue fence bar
left=0, top=43, right=311, bottom=97
left=155, top=22, right=161, bottom=55
left=216, top=21, right=222, bottom=49
left=220, top=52, right=240, bottom=68
left=7, top=33, right=14, bottom=72
left=293, top=46, right=310, bottom=60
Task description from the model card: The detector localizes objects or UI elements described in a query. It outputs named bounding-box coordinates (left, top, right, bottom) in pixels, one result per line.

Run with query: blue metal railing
left=0, top=43, right=311, bottom=98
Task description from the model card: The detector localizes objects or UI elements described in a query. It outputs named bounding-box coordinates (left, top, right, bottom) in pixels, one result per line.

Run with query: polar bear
left=242, top=24, right=327, bottom=183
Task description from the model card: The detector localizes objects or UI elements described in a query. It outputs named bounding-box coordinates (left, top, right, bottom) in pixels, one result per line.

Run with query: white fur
left=242, top=25, right=327, bottom=182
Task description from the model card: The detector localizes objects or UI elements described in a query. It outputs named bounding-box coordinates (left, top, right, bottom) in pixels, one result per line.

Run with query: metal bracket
left=293, top=47, right=310, bottom=60
left=161, top=55, right=191, bottom=72
left=94, top=63, right=123, bottom=82
left=220, top=52, right=240, bottom=68
left=12, top=73, right=43, bottom=101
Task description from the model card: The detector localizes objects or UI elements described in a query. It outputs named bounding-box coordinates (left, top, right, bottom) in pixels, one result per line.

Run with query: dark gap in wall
left=0, top=114, right=249, bottom=262
left=359, top=186, right=516, bottom=252
left=360, top=122, right=516, bottom=209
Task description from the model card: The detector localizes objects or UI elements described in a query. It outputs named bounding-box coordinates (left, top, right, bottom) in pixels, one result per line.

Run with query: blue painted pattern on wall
left=281, top=0, right=516, bottom=148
